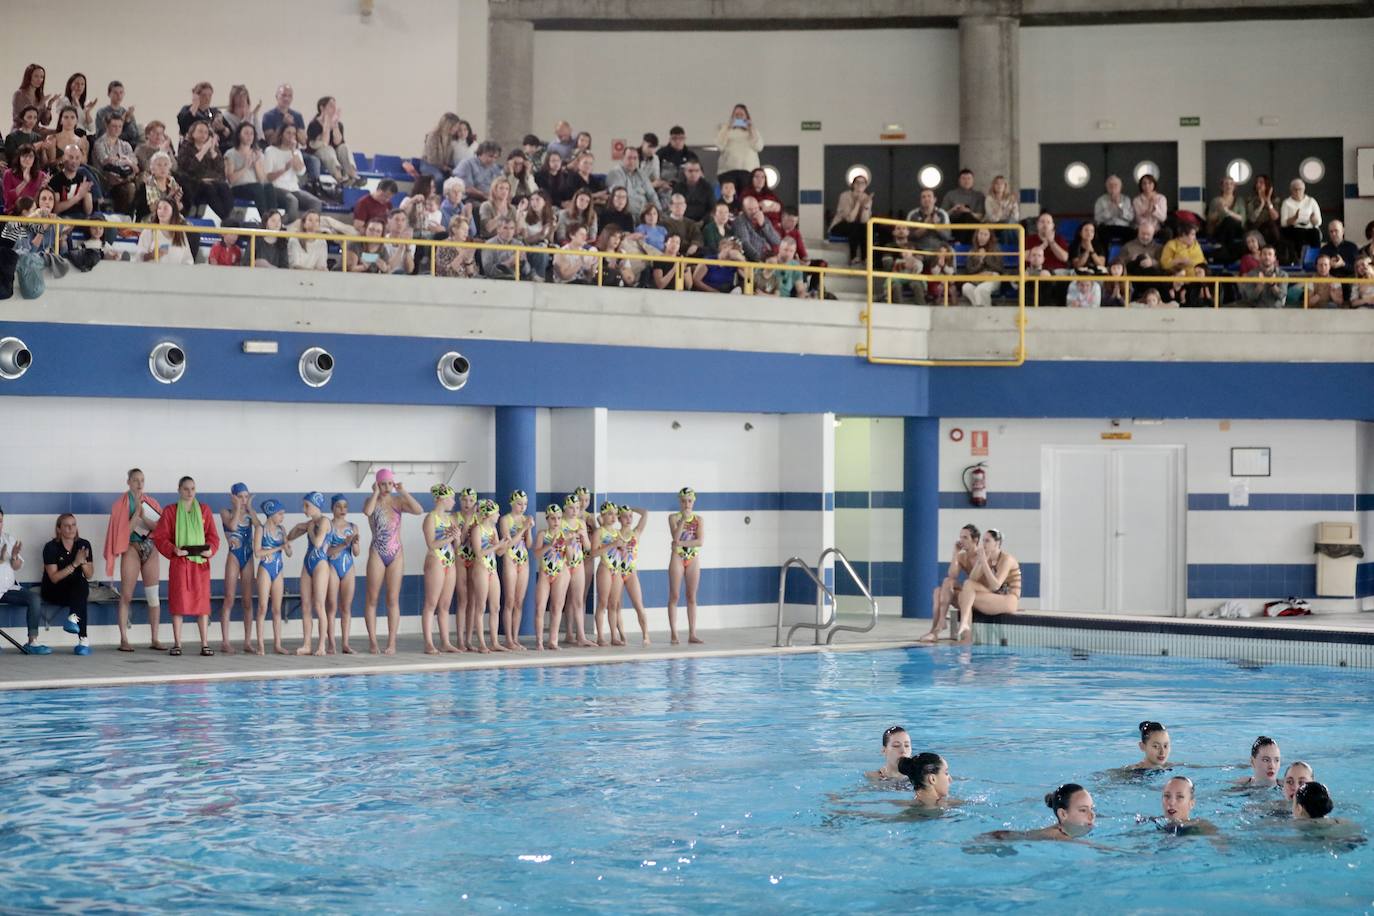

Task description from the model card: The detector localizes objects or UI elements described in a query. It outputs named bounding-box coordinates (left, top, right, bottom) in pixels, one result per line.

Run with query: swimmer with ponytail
left=982, top=783, right=1096, bottom=842
left=1235, top=736, right=1282, bottom=789
left=866, top=725, right=913, bottom=782
left=897, top=753, right=959, bottom=810
left=1127, top=720, right=1172, bottom=771
left=1148, top=775, right=1218, bottom=836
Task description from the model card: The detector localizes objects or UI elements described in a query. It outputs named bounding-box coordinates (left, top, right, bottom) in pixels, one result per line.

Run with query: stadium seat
left=341, top=187, right=369, bottom=208
left=1301, top=246, right=1319, bottom=272
left=353, top=151, right=372, bottom=172
left=372, top=154, right=409, bottom=178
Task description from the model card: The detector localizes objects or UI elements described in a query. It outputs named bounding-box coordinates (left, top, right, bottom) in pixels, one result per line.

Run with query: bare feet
left=917, top=631, right=939, bottom=644
left=671, top=636, right=680, bottom=646
left=956, top=626, right=972, bottom=642
left=597, top=638, right=609, bottom=647
left=246, top=642, right=260, bottom=655
left=383, top=643, right=397, bottom=656
left=490, top=643, right=507, bottom=653
left=341, top=642, right=356, bottom=655
left=149, top=642, right=166, bottom=651
left=313, top=646, right=325, bottom=657
left=368, top=640, right=380, bottom=655
left=118, top=642, right=133, bottom=652
left=425, top=644, right=439, bottom=655
left=274, top=644, right=288, bottom=655
left=296, top=645, right=313, bottom=656
left=642, top=638, right=651, bottom=647
left=221, top=641, right=236, bottom=656
left=441, top=642, right=461, bottom=653
left=688, top=635, right=704, bottom=645
left=543, top=641, right=560, bottom=651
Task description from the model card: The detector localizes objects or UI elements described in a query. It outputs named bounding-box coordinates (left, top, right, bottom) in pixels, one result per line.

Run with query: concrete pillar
left=901, top=417, right=940, bottom=619
left=486, top=18, right=534, bottom=154
left=495, top=406, right=538, bottom=634
left=958, top=15, right=1019, bottom=194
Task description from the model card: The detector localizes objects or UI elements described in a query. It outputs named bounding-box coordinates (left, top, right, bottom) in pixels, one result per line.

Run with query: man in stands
left=1026, top=212, right=1070, bottom=272
left=547, top=121, right=576, bottom=162
left=657, top=126, right=696, bottom=187
left=1320, top=219, right=1358, bottom=277
left=906, top=188, right=951, bottom=252
left=942, top=168, right=985, bottom=237
left=1242, top=245, right=1289, bottom=307
left=674, top=159, right=715, bottom=223
left=1279, top=178, right=1322, bottom=260
left=606, top=147, right=654, bottom=220
left=353, top=179, right=397, bottom=232
left=735, top=195, right=780, bottom=262
left=382, top=208, right=415, bottom=275
left=456, top=141, right=504, bottom=203
left=1116, top=218, right=1164, bottom=280
left=661, top=193, right=704, bottom=257
left=637, top=133, right=674, bottom=206
left=177, top=81, right=229, bottom=145
left=94, top=81, right=140, bottom=147
left=1094, top=174, right=1135, bottom=246
left=262, top=83, right=320, bottom=185
left=90, top=114, right=139, bottom=214
left=49, top=145, right=96, bottom=220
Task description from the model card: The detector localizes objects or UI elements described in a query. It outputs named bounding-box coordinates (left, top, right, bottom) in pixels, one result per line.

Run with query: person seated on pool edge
left=920, top=523, right=979, bottom=643
left=1154, top=776, right=1218, bottom=836
left=984, top=783, right=1096, bottom=841
left=897, top=752, right=959, bottom=810
left=1283, top=761, right=1314, bottom=804
left=866, top=725, right=912, bottom=782
left=1292, top=781, right=1333, bottom=820
left=952, top=527, right=1021, bottom=642
left=1127, top=720, right=1172, bottom=771
left=1235, top=736, right=1281, bottom=789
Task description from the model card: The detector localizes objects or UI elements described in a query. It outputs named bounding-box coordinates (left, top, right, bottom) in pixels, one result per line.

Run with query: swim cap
left=230, top=482, right=249, bottom=496
left=375, top=468, right=395, bottom=484
left=479, top=499, right=498, bottom=517
left=509, top=489, right=527, bottom=504
left=304, top=491, right=326, bottom=510
left=573, top=486, right=590, bottom=498
left=545, top=504, right=563, bottom=516
left=431, top=484, right=455, bottom=500
left=564, top=494, right=579, bottom=508
left=679, top=486, right=696, bottom=499
left=459, top=487, right=477, bottom=501
left=260, top=498, right=284, bottom=516
left=619, top=504, right=633, bottom=515
left=330, top=493, right=347, bottom=507
left=599, top=500, right=617, bottom=514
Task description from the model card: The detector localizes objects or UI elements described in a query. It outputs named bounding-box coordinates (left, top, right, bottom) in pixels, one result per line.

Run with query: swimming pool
left=1, top=647, right=1369, bottom=913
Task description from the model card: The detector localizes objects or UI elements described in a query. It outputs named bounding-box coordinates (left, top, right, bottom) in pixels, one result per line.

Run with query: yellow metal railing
left=1008, top=271, right=1347, bottom=310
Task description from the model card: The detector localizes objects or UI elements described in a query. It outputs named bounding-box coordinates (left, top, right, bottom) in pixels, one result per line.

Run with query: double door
left=1203, top=137, right=1343, bottom=222
left=696, top=145, right=799, bottom=212
left=822, top=145, right=961, bottom=224
left=1039, top=142, right=1179, bottom=217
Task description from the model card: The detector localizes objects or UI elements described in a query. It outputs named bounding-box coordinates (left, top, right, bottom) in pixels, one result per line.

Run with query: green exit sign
left=801, top=120, right=822, bottom=131
left=1179, top=116, right=1201, bottom=127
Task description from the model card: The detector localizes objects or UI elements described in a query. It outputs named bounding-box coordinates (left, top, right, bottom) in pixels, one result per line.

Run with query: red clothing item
left=152, top=501, right=220, bottom=617
left=3, top=169, right=47, bottom=214
left=208, top=241, right=242, bottom=266
left=353, top=193, right=391, bottom=226
left=1025, top=233, right=1070, bottom=271
left=779, top=226, right=808, bottom=261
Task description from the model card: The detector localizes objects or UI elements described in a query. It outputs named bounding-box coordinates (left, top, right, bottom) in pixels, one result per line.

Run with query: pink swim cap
left=376, top=468, right=395, bottom=483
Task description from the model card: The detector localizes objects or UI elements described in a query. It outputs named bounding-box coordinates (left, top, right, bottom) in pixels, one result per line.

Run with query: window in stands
left=762, top=165, right=780, bottom=189
left=845, top=164, right=871, bottom=186
left=1226, top=158, right=1253, bottom=184
left=1133, top=160, right=1160, bottom=183
left=1064, top=161, right=1090, bottom=189
left=1299, top=157, right=1325, bottom=184
left=918, top=165, right=942, bottom=189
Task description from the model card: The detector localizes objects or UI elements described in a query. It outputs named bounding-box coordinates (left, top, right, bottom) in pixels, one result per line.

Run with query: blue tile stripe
left=534, top=491, right=834, bottom=513
left=1178, top=186, right=1203, bottom=202
left=1356, top=494, right=1374, bottom=512
left=799, top=189, right=823, bottom=205
left=1019, top=188, right=1038, bottom=204
left=937, top=491, right=1041, bottom=510
left=832, top=560, right=1043, bottom=599
left=1345, top=183, right=1358, bottom=200
left=1187, top=563, right=1317, bottom=599
left=1188, top=493, right=1354, bottom=511
left=1358, top=562, right=1374, bottom=599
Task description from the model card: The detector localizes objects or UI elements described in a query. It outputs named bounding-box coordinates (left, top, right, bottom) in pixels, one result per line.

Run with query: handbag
left=16, top=252, right=45, bottom=298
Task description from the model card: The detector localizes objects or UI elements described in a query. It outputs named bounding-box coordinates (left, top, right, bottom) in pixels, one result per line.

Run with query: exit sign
left=801, top=120, right=821, bottom=131
left=1179, top=116, right=1201, bottom=127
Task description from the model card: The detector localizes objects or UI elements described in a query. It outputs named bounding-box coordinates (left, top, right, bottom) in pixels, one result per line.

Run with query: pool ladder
left=773, top=547, right=878, bottom=647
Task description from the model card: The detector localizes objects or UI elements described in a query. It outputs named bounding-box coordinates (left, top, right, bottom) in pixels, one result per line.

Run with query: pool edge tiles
left=976, top=611, right=1374, bottom=668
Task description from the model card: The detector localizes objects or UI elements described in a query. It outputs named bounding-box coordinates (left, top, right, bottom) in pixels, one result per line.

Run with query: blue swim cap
left=260, top=498, right=284, bottom=516
left=304, top=491, right=326, bottom=510
left=230, top=482, right=249, bottom=496
left=330, top=493, right=347, bottom=507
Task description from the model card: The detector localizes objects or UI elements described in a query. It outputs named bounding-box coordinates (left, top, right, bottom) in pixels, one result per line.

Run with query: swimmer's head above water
left=1045, top=784, right=1095, bottom=836
left=1283, top=761, right=1314, bottom=801
left=1250, top=736, right=1281, bottom=784
left=879, top=725, right=911, bottom=772
left=898, top=753, right=950, bottom=801
left=1293, top=781, right=1332, bottom=819
left=1161, top=776, right=1195, bottom=823
left=1138, top=721, right=1171, bottom=767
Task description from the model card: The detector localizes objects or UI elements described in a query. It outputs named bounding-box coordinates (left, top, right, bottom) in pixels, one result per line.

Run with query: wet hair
left=1045, top=783, right=1085, bottom=813
left=1295, top=782, right=1332, bottom=818
left=960, top=523, right=981, bottom=540
left=896, top=753, right=943, bottom=789
left=1251, top=736, right=1277, bottom=758
left=1138, top=720, right=1167, bottom=741
left=1286, top=760, right=1314, bottom=778
left=1164, top=775, right=1195, bottom=797
left=881, top=725, right=907, bottom=747
left=985, top=528, right=1004, bottom=544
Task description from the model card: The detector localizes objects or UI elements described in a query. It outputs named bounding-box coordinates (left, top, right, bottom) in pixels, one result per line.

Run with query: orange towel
left=103, top=493, right=162, bottom=577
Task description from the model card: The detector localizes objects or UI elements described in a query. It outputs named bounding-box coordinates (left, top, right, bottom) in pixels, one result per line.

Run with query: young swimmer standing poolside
left=419, top=485, right=460, bottom=655
left=667, top=487, right=706, bottom=645
left=1150, top=776, right=1219, bottom=836
left=590, top=501, right=622, bottom=647
left=324, top=494, right=359, bottom=654
left=475, top=499, right=519, bottom=651
left=921, top=524, right=979, bottom=643
left=1235, top=736, right=1282, bottom=789
left=287, top=492, right=332, bottom=656
left=576, top=486, right=596, bottom=636
left=454, top=487, right=480, bottom=651
left=219, top=482, right=256, bottom=654
left=498, top=490, right=534, bottom=651
left=254, top=499, right=291, bottom=655
left=866, top=725, right=914, bottom=782
left=561, top=495, right=594, bottom=648
left=362, top=470, right=423, bottom=656
left=610, top=505, right=651, bottom=646
left=533, top=504, right=571, bottom=650
left=984, top=784, right=1097, bottom=842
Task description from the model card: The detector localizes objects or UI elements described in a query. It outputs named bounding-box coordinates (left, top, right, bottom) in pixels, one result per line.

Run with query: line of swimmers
left=865, top=722, right=1350, bottom=842
left=39, top=469, right=709, bottom=656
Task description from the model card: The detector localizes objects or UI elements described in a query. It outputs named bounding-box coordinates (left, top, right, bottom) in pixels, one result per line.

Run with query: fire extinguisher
left=963, top=463, right=988, bottom=507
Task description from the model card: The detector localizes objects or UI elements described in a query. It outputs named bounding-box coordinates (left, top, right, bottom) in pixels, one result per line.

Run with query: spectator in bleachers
left=597, top=186, right=634, bottom=234
left=438, top=214, right=479, bottom=278
left=1182, top=264, right=1214, bottom=308
left=262, top=84, right=302, bottom=146
left=224, top=123, right=275, bottom=219
left=735, top=195, right=780, bottom=262
left=133, top=151, right=183, bottom=222
left=59, top=74, right=98, bottom=136
left=535, top=150, right=564, bottom=199
left=942, top=168, right=985, bottom=236
left=1068, top=222, right=1107, bottom=274
left=636, top=202, right=667, bottom=252
left=715, top=104, right=762, bottom=194
left=265, top=124, right=321, bottom=221
left=176, top=120, right=233, bottom=220
left=506, top=151, right=538, bottom=199
left=662, top=193, right=704, bottom=257
left=925, top=245, right=957, bottom=305
left=753, top=255, right=781, bottom=296
left=221, top=85, right=261, bottom=144
left=556, top=188, right=597, bottom=244
left=308, top=96, right=361, bottom=187
left=984, top=175, right=1020, bottom=249
left=1132, top=173, right=1169, bottom=238
left=1094, top=175, right=1135, bottom=246
left=95, top=81, right=141, bottom=147
left=12, top=64, right=55, bottom=131
left=573, top=131, right=593, bottom=161
left=962, top=228, right=1002, bottom=307
left=177, top=82, right=229, bottom=145
left=778, top=210, right=810, bottom=264
left=1241, top=245, right=1288, bottom=308
left=1162, top=267, right=1190, bottom=306
left=777, top=237, right=812, bottom=299
left=522, top=135, right=546, bottom=171
left=1206, top=176, right=1246, bottom=261
left=479, top=177, right=518, bottom=238
left=484, top=216, right=526, bottom=281
left=346, top=217, right=386, bottom=272
left=552, top=223, right=596, bottom=283
left=137, top=198, right=194, bottom=264
left=91, top=114, right=140, bottom=214
left=1026, top=212, right=1069, bottom=272
left=648, top=233, right=684, bottom=291
left=6, top=107, right=44, bottom=165
left=718, top=179, right=741, bottom=215
left=692, top=235, right=745, bottom=293
left=906, top=188, right=952, bottom=252
left=455, top=140, right=504, bottom=203
left=1238, top=230, right=1264, bottom=276
left=288, top=210, right=329, bottom=271
left=45, top=107, right=88, bottom=167
left=674, top=159, right=714, bottom=223
left=439, top=177, right=471, bottom=231
left=657, top=126, right=696, bottom=187
left=382, top=208, right=415, bottom=274
left=829, top=173, right=873, bottom=266
left=547, top=121, right=576, bottom=162
left=1066, top=277, right=1101, bottom=308
left=606, top=147, right=654, bottom=220
left=3, top=145, right=46, bottom=214
left=454, top=121, right=477, bottom=164
left=134, top=120, right=173, bottom=173
left=889, top=240, right=927, bottom=305
left=1102, top=261, right=1127, bottom=307
left=702, top=199, right=733, bottom=256
left=1306, top=254, right=1343, bottom=308
left=1161, top=222, right=1205, bottom=273
left=252, top=210, right=290, bottom=269
left=520, top=190, right=555, bottom=278
left=637, top=133, right=673, bottom=205
left=416, top=112, right=462, bottom=182
left=1362, top=222, right=1374, bottom=262
left=1320, top=220, right=1358, bottom=277
left=352, top=178, right=397, bottom=232
left=594, top=227, right=633, bottom=287
left=1116, top=218, right=1164, bottom=282
left=741, top=167, right=783, bottom=230
left=1279, top=178, right=1322, bottom=260
left=1246, top=174, right=1281, bottom=251
left=208, top=229, right=242, bottom=266
left=1350, top=258, right=1374, bottom=307
left=48, top=144, right=97, bottom=222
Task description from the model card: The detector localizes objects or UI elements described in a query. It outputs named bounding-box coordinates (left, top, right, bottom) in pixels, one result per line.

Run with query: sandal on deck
left=200, top=646, right=215, bottom=657
left=169, top=646, right=182, bottom=656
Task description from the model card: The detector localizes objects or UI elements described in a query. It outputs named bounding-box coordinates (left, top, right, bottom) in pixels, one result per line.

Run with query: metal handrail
left=773, top=546, right=878, bottom=647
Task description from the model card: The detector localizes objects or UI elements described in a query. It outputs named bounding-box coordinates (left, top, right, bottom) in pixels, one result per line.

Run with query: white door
left=1042, top=445, right=1185, bottom=616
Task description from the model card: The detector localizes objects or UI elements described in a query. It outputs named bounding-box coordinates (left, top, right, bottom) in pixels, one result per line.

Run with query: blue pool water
left=1, top=647, right=1370, bottom=913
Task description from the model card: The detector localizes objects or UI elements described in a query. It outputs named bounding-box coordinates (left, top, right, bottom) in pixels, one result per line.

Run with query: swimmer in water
left=898, top=753, right=959, bottom=810
left=1283, top=761, right=1315, bottom=803
left=1151, top=776, right=1218, bottom=836
left=1127, top=720, right=1172, bottom=771
left=983, top=784, right=1096, bottom=842
left=1292, top=781, right=1333, bottom=820
left=866, top=725, right=913, bottom=782
left=1235, top=736, right=1281, bottom=789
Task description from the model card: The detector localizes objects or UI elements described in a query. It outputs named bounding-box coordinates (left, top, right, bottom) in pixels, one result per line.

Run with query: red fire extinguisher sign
left=970, top=430, right=989, bottom=456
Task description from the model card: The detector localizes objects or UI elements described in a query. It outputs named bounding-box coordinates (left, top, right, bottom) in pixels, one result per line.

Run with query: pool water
left=1, top=648, right=1370, bottom=913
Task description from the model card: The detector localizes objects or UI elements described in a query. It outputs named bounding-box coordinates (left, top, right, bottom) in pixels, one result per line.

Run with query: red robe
left=152, top=501, right=220, bottom=616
